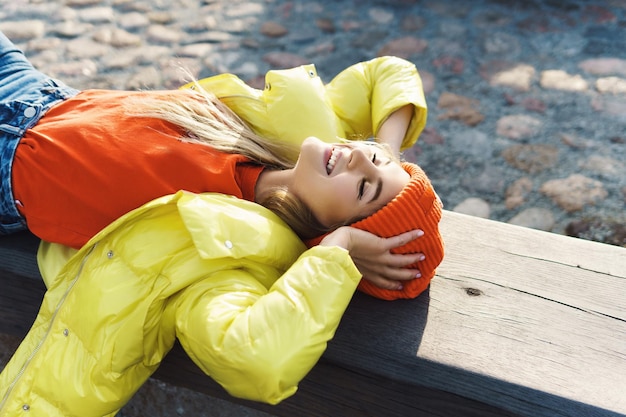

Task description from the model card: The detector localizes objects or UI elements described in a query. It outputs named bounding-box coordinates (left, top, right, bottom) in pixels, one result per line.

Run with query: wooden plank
left=1, top=212, right=625, bottom=417
left=411, top=211, right=626, bottom=415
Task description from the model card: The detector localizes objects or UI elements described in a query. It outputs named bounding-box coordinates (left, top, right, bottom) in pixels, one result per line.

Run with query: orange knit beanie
left=307, top=162, right=444, bottom=300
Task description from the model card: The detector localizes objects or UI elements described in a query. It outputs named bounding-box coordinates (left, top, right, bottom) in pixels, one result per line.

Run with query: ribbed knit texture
left=306, top=162, right=444, bottom=300
left=351, top=162, right=444, bottom=300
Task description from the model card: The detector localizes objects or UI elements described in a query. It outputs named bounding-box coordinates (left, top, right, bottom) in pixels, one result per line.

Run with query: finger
left=383, top=252, right=425, bottom=268
left=381, top=229, right=424, bottom=250
left=375, top=266, right=422, bottom=282
left=391, top=268, right=422, bottom=281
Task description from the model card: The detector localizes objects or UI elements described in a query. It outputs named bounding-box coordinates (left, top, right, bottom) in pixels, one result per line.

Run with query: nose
left=348, top=147, right=373, bottom=170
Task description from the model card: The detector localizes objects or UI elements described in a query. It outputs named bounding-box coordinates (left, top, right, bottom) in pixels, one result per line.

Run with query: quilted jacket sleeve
left=324, top=56, right=428, bottom=151
left=172, top=245, right=361, bottom=405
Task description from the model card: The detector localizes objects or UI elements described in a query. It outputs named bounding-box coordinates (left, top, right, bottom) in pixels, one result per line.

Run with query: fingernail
left=397, top=284, right=404, bottom=290
left=415, top=272, right=421, bottom=278
left=418, top=254, right=425, bottom=261
left=416, top=229, right=424, bottom=237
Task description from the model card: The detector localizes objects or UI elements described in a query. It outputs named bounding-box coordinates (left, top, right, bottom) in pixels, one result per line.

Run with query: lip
left=326, top=145, right=344, bottom=175
left=324, top=146, right=332, bottom=175
left=325, top=146, right=339, bottom=175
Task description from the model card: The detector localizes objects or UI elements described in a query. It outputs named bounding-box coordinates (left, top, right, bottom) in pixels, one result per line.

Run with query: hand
left=320, top=227, right=424, bottom=290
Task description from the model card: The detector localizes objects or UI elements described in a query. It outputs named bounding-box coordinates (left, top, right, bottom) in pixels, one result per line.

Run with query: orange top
left=12, top=90, right=264, bottom=249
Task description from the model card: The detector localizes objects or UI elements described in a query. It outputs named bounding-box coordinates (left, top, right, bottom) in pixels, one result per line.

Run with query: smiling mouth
left=326, top=147, right=340, bottom=175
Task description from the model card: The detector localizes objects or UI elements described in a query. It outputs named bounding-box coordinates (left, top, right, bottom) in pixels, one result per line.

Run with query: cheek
left=310, top=183, right=355, bottom=226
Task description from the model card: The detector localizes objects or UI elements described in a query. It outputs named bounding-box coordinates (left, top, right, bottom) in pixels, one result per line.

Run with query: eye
left=371, top=153, right=377, bottom=164
left=358, top=179, right=366, bottom=200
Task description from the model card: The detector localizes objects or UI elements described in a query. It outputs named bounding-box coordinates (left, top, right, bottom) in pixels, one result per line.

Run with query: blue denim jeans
left=0, top=31, right=79, bottom=234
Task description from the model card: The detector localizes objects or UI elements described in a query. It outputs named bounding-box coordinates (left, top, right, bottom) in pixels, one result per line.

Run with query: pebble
left=540, top=70, right=588, bottom=91
left=1, top=0, right=623, bottom=254
left=540, top=174, right=608, bottom=212
left=482, top=62, right=535, bottom=91
left=579, top=155, right=624, bottom=178
left=505, top=177, right=534, bottom=210
left=579, top=58, right=626, bottom=76
left=596, top=77, right=626, bottom=94
left=508, top=207, right=555, bottom=232
left=502, top=144, right=559, bottom=174
left=496, top=115, right=543, bottom=140
left=453, top=198, right=491, bottom=219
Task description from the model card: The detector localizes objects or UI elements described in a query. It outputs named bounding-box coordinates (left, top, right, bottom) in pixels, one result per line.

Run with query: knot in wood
left=465, top=287, right=483, bottom=296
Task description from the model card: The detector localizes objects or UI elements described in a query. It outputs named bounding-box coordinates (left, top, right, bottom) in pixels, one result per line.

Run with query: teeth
left=326, top=147, right=338, bottom=174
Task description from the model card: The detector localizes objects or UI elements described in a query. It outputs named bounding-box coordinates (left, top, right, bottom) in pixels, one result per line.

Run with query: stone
left=224, top=2, right=264, bottom=17
left=25, top=36, right=62, bottom=53
left=0, top=21, right=45, bottom=40
left=496, top=114, right=542, bottom=139
left=505, top=177, right=533, bottom=209
left=566, top=218, right=626, bottom=247
left=508, top=208, right=555, bottom=231
left=46, top=59, right=98, bottom=78
left=540, top=175, right=608, bottom=212
left=579, top=155, right=624, bottom=178
left=93, top=28, right=142, bottom=48
left=432, top=55, right=464, bottom=75
left=419, top=70, right=435, bottom=95
left=148, top=11, right=176, bottom=25
left=303, top=41, right=335, bottom=57
left=560, top=132, right=592, bottom=149
left=50, top=21, right=93, bottom=38
left=146, top=25, right=183, bottom=44
left=596, top=77, right=626, bottom=94
left=65, top=38, right=110, bottom=59
left=419, top=127, right=445, bottom=145
left=579, top=57, right=626, bottom=76
left=77, top=6, right=115, bottom=23
left=369, top=8, right=395, bottom=25
left=262, top=52, right=308, bottom=68
left=315, top=18, right=335, bottom=33
left=437, top=92, right=484, bottom=126
left=483, top=62, right=535, bottom=91
left=377, top=36, right=428, bottom=59
left=176, top=43, right=215, bottom=58
left=453, top=198, right=491, bottom=219
left=540, top=70, right=588, bottom=91
left=502, top=144, right=559, bottom=174
left=118, top=12, right=151, bottom=30
left=126, top=66, right=162, bottom=90
left=260, top=21, right=288, bottom=38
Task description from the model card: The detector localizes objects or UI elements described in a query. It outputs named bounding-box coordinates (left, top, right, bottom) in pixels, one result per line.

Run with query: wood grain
left=1, top=212, right=625, bottom=417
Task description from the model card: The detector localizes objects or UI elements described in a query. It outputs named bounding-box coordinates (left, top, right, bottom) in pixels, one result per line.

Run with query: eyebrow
left=367, top=158, right=393, bottom=203
left=368, top=179, right=383, bottom=203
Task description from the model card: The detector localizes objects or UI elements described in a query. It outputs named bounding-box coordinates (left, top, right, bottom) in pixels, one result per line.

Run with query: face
left=290, top=137, right=410, bottom=227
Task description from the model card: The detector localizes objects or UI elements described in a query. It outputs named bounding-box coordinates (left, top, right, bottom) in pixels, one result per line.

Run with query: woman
left=1, top=29, right=431, bottom=291
left=0, top=31, right=444, bottom=415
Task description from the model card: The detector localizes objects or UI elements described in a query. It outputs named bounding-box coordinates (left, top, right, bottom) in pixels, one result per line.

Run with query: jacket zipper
left=0, top=244, right=97, bottom=412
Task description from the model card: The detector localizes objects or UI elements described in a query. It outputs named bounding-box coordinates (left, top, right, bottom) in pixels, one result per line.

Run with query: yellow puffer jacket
left=186, top=55, right=427, bottom=153
left=0, top=56, right=427, bottom=416
left=0, top=192, right=361, bottom=416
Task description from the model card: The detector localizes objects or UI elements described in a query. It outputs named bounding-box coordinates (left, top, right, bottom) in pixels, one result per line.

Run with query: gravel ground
left=0, top=0, right=624, bottom=416
left=1, top=0, right=624, bottom=244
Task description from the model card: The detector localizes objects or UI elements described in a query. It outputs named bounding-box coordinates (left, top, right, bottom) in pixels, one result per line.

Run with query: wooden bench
left=1, top=211, right=625, bottom=417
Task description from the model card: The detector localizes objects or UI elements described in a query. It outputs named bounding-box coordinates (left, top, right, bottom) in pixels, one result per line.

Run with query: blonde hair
left=129, top=84, right=337, bottom=239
